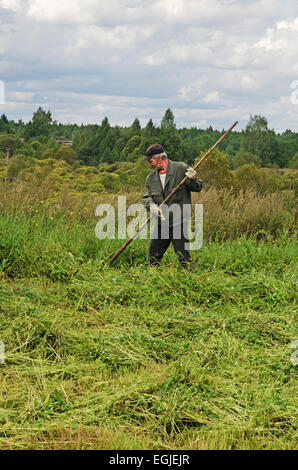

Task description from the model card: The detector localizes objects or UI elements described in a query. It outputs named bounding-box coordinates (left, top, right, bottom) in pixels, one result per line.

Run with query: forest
left=0, top=107, right=297, bottom=166
left=0, top=107, right=297, bottom=197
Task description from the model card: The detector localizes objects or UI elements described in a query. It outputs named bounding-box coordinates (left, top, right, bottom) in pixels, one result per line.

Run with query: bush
left=232, top=151, right=261, bottom=169
left=290, top=153, right=298, bottom=169
left=195, top=150, right=236, bottom=190
left=55, top=146, right=77, bottom=165
left=234, top=165, right=283, bottom=193
left=7, top=154, right=31, bottom=180
left=97, top=172, right=120, bottom=192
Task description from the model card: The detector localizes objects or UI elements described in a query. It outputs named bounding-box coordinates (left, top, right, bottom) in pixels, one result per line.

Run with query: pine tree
left=131, top=118, right=141, bottom=136
left=23, top=107, right=53, bottom=143
left=161, top=108, right=176, bottom=129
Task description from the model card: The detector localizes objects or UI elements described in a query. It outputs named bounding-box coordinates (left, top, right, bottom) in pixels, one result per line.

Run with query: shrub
left=195, top=150, right=236, bottom=190
left=234, top=165, right=283, bottom=193
left=232, top=151, right=261, bottom=169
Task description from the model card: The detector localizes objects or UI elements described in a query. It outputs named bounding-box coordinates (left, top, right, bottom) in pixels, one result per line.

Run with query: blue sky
left=0, top=0, right=297, bottom=131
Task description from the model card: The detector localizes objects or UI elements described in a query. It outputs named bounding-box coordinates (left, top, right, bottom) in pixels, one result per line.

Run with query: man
left=142, top=144, right=203, bottom=267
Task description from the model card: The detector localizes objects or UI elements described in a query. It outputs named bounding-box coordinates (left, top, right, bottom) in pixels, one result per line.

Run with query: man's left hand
left=185, top=167, right=197, bottom=179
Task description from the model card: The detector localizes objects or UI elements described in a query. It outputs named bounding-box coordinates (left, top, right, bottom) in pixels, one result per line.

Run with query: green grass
left=0, top=210, right=297, bottom=450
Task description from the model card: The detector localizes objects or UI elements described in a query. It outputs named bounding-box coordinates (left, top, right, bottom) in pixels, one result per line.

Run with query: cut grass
left=0, top=210, right=297, bottom=450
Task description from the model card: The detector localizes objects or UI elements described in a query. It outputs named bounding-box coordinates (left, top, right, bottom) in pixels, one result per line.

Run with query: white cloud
left=253, top=16, right=298, bottom=56
left=239, top=75, right=251, bottom=88
left=254, top=27, right=288, bottom=52
left=178, top=78, right=208, bottom=101
left=8, top=91, right=35, bottom=101
left=0, top=0, right=21, bottom=11
left=26, top=0, right=161, bottom=25
left=0, top=0, right=297, bottom=131
left=203, top=91, right=220, bottom=103
left=277, top=17, right=298, bottom=31
left=27, top=0, right=94, bottom=23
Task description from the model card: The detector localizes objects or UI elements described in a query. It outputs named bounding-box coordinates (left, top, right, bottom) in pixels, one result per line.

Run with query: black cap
left=143, top=143, right=164, bottom=161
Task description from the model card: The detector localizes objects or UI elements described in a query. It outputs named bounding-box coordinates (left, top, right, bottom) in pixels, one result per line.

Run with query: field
left=0, top=182, right=297, bottom=450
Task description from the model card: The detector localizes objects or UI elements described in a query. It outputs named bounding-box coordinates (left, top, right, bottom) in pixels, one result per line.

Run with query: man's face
left=148, top=155, right=163, bottom=169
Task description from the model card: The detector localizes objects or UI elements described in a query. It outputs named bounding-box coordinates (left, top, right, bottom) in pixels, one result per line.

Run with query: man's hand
left=185, top=167, right=197, bottom=179
left=150, top=203, right=165, bottom=221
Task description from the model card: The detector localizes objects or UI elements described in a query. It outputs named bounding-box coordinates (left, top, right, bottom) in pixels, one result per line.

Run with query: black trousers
left=149, top=222, right=192, bottom=266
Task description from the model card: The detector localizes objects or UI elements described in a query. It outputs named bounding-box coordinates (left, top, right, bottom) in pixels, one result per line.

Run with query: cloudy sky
left=0, top=0, right=297, bottom=131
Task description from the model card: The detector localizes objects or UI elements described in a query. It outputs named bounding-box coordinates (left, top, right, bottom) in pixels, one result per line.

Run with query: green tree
left=0, top=114, right=8, bottom=123
left=240, top=115, right=278, bottom=166
left=127, top=158, right=152, bottom=188
left=159, top=131, right=183, bottom=161
left=159, top=109, right=184, bottom=160
left=131, top=118, right=141, bottom=136
left=100, top=117, right=110, bottom=138
left=276, top=138, right=297, bottom=168
left=74, top=125, right=99, bottom=166
left=123, top=136, right=142, bottom=158
left=195, top=150, right=236, bottom=190
left=0, top=114, right=13, bottom=133
left=143, top=118, right=156, bottom=139
left=161, top=108, right=176, bottom=129
left=23, top=107, right=53, bottom=143
left=98, top=128, right=117, bottom=163
left=290, top=153, right=298, bottom=169
left=0, top=133, right=21, bottom=152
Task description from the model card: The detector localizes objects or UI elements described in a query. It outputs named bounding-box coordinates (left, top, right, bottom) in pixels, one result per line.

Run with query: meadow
left=0, top=179, right=297, bottom=450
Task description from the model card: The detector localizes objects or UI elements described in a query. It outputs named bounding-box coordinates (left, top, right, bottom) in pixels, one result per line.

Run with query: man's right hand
left=150, top=204, right=165, bottom=221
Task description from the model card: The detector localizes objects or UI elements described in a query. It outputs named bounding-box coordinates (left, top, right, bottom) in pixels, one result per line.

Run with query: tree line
left=0, top=107, right=297, bottom=169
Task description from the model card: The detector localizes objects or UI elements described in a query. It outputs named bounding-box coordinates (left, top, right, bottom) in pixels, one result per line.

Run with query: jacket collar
left=164, top=159, right=174, bottom=189
left=152, top=159, right=173, bottom=191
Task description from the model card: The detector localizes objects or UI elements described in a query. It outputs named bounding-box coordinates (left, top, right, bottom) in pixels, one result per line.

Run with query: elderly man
left=142, top=144, right=203, bottom=267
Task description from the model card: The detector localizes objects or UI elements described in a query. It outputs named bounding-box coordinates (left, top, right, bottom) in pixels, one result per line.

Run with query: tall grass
left=0, top=180, right=296, bottom=239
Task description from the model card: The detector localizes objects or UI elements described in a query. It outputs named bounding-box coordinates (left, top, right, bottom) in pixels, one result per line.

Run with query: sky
left=0, top=0, right=297, bottom=132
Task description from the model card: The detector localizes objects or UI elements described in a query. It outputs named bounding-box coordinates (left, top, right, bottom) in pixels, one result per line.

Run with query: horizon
left=1, top=108, right=297, bottom=135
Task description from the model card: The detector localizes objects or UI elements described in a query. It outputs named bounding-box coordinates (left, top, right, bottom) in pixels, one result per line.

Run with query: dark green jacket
left=142, top=159, right=203, bottom=224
